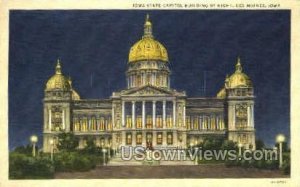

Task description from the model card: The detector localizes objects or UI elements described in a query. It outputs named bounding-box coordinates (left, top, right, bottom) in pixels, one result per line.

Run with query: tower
left=43, top=59, right=80, bottom=152
left=217, top=57, right=256, bottom=149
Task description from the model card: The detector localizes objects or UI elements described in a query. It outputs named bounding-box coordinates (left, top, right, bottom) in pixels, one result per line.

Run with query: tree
left=82, top=137, right=97, bottom=154
left=221, top=140, right=237, bottom=150
left=255, top=139, right=265, bottom=150
left=57, top=132, right=79, bottom=152
left=13, top=145, right=38, bottom=156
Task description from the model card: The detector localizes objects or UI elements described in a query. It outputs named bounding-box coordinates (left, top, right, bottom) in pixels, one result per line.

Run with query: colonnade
left=121, top=100, right=177, bottom=129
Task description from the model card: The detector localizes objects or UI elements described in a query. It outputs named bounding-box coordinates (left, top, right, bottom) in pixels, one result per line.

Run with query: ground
left=55, top=164, right=288, bottom=179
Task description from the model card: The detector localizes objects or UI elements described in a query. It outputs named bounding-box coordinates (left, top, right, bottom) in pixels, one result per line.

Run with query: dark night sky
left=9, top=10, right=290, bottom=150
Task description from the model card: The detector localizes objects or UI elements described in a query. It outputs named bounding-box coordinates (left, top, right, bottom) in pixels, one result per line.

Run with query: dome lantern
left=143, top=14, right=153, bottom=38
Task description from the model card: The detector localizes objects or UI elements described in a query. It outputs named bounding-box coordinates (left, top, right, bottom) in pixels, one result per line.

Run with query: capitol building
left=43, top=15, right=256, bottom=153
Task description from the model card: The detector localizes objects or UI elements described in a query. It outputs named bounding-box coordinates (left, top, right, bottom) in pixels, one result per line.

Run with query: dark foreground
left=55, top=164, right=289, bottom=179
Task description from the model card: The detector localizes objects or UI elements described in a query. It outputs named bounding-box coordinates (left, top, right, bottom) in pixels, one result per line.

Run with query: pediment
left=121, top=85, right=174, bottom=96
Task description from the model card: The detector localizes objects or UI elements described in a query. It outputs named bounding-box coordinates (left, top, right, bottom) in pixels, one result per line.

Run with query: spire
left=143, top=14, right=153, bottom=38
left=55, top=59, right=62, bottom=74
left=225, top=74, right=230, bottom=88
left=235, top=56, right=242, bottom=73
left=67, top=76, right=72, bottom=87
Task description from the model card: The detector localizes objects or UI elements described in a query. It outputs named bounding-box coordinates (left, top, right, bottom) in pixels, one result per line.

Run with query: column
left=142, top=73, right=146, bottom=85
left=132, top=131, right=136, bottom=147
left=183, top=105, right=186, bottom=127
left=152, top=101, right=156, bottom=128
left=122, top=131, right=126, bottom=147
left=173, top=100, right=176, bottom=127
left=142, top=131, right=146, bottom=147
left=251, top=104, right=254, bottom=127
left=151, top=73, right=155, bottom=85
left=247, top=105, right=251, bottom=127
left=163, top=131, right=167, bottom=146
left=173, top=131, right=178, bottom=146
left=112, top=104, right=115, bottom=128
left=132, top=101, right=136, bottom=129
left=49, top=109, right=52, bottom=130
left=62, top=109, right=65, bottom=130
left=104, top=137, right=109, bottom=147
left=122, top=101, right=125, bottom=127
left=233, top=104, right=236, bottom=129
left=142, top=101, right=145, bottom=129
left=163, top=100, right=166, bottom=128
left=88, top=117, right=91, bottom=131
left=152, top=131, right=156, bottom=147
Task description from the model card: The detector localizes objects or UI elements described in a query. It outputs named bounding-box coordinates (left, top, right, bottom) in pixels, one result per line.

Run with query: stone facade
left=43, top=15, right=255, bottom=153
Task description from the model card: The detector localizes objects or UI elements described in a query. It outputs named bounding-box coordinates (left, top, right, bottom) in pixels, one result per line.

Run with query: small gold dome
left=45, top=60, right=71, bottom=91
left=128, top=14, right=169, bottom=63
left=217, top=88, right=226, bottom=98
left=227, top=57, right=252, bottom=88
left=72, top=89, right=80, bottom=100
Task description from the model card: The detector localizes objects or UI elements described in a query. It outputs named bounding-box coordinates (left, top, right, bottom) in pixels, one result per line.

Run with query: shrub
left=9, top=152, right=54, bottom=179
left=53, top=151, right=97, bottom=172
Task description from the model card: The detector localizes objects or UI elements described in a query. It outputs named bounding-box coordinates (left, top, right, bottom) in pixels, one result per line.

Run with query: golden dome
left=216, top=57, right=252, bottom=98
left=217, top=88, right=226, bottom=98
left=128, top=14, right=169, bottom=63
left=45, top=60, right=71, bottom=91
left=226, top=57, right=252, bottom=88
left=72, top=89, right=80, bottom=100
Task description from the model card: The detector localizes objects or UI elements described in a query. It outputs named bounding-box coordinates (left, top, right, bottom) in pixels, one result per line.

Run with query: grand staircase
left=107, top=151, right=195, bottom=166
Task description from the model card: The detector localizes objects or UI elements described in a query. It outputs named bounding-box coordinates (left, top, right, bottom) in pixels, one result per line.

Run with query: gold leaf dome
left=227, top=58, right=252, bottom=88
left=217, top=87, right=226, bottom=99
left=128, top=14, right=169, bottom=63
left=216, top=57, right=252, bottom=98
left=45, top=60, right=71, bottom=91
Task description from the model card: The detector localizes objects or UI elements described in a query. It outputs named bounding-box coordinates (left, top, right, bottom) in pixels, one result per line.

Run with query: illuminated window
left=136, top=116, right=142, bottom=128
left=167, top=115, right=172, bottom=128
left=193, top=116, right=199, bottom=130
left=156, top=115, right=162, bottom=128
left=146, top=133, right=152, bottom=143
left=136, top=133, right=142, bottom=145
left=126, top=133, right=132, bottom=145
left=100, top=117, right=105, bottom=130
left=74, top=118, right=80, bottom=131
left=126, top=115, right=132, bottom=128
left=146, top=115, right=152, bottom=128
left=91, top=117, right=97, bottom=130
left=186, top=116, right=191, bottom=130
left=157, top=133, right=162, bottom=145
left=81, top=118, right=88, bottom=131
left=107, top=118, right=112, bottom=130
left=167, top=133, right=173, bottom=145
